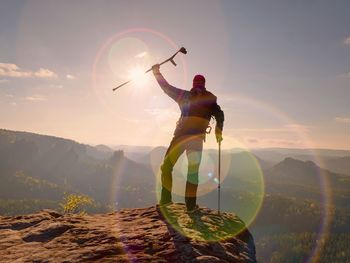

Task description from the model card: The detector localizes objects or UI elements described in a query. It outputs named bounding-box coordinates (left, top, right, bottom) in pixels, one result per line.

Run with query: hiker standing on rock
left=152, top=64, right=224, bottom=211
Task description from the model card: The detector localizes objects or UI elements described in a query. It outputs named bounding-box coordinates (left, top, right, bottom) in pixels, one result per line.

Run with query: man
left=152, top=64, right=224, bottom=211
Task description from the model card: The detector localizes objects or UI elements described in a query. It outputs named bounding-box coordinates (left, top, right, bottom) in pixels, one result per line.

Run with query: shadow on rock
left=157, top=203, right=256, bottom=263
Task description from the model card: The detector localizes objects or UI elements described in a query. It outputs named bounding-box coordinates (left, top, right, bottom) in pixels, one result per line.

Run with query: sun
left=127, top=66, right=149, bottom=87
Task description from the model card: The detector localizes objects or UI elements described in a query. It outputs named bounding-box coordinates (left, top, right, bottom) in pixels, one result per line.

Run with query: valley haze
left=1, top=128, right=350, bottom=262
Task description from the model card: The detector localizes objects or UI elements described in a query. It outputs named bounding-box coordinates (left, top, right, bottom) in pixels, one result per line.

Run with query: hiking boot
left=185, top=196, right=197, bottom=211
left=186, top=204, right=200, bottom=214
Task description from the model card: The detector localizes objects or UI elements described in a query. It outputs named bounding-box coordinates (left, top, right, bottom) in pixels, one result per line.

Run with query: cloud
left=33, top=68, right=57, bottom=78
left=267, top=139, right=302, bottom=147
left=0, top=63, right=31, bottom=77
left=335, top=72, right=350, bottom=79
left=244, top=137, right=259, bottom=144
left=344, top=37, right=350, bottom=45
left=49, top=84, right=63, bottom=89
left=241, top=136, right=303, bottom=148
left=24, top=95, right=47, bottom=102
left=0, top=63, right=57, bottom=78
left=230, top=124, right=311, bottom=133
left=284, top=124, right=311, bottom=133
left=335, top=117, right=350, bottom=124
left=135, top=51, right=148, bottom=58
left=66, top=74, right=75, bottom=80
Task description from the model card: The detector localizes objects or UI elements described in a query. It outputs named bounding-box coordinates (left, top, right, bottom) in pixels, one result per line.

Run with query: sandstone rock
left=0, top=203, right=256, bottom=262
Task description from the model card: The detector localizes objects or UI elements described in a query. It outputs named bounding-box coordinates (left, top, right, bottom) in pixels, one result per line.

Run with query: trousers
left=160, top=134, right=203, bottom=210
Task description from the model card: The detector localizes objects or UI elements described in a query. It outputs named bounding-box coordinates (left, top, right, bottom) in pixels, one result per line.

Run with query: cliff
left=0, top=203, right=256, bottom=262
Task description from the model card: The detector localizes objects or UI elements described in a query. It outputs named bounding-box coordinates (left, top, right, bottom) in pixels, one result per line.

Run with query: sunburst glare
left=127, top=66, right=150, bottom=88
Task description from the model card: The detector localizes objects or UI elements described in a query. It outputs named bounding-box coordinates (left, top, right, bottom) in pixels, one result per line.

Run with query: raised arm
left=152, top=64, right=186, bottom=103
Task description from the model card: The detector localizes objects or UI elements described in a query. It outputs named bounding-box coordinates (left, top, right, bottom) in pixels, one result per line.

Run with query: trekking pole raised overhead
left=218, top=141, right=221, bottom=215
left=112, top=47, right=187, bottom=91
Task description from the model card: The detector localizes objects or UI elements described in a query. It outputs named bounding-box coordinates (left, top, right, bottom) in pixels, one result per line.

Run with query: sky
left=0, top=0, right=349, bottom=149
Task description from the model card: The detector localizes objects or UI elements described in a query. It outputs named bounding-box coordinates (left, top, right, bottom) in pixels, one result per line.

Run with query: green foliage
left=13, top=171, right=60, bottom=190
left=59, top=193, right=96, bottom=214
left=256, top=232, right=350, bottom=263
left=0, top=170, right=64, bottom=200
left=0, top=199, right=59, bottom=216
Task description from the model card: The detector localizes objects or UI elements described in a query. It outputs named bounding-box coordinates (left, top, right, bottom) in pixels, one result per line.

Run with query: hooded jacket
left=154, top=72, right=224, bottom=137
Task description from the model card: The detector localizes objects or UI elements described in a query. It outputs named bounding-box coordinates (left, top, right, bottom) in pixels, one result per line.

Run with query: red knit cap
left=193, top=74, right=206, bottom=89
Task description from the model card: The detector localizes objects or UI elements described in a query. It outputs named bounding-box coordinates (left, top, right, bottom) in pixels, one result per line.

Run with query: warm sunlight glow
left=127, top=66, right=149, bottom=88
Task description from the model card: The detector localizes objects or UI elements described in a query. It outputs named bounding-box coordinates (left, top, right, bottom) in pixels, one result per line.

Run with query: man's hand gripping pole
left=112, top=47, right=187, bottom=91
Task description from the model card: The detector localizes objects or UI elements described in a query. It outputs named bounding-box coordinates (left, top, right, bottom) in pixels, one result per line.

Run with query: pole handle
left=113, top=47, right=186, bottom=91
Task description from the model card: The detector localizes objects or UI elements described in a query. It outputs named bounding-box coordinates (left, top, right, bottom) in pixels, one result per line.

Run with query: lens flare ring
left=92, top=27, right=188, bottom=117
left=149, top=94, right=332, bottom=254
left=155, top=134, right=265, bottom=241
left=94, top=30, right=332, bottom=262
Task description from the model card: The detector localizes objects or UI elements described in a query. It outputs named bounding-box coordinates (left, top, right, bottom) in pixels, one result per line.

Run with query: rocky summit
left=0, top=203, right=256, bottom=262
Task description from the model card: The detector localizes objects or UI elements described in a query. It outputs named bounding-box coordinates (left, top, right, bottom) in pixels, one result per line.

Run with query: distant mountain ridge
left=0, top=129, right=156, bottom=215
left=1, top=128, right=350, bottom=214
left=319, top=156, right=350, bottom=175
left=1, top=128, right=350, bottom=262
left=253, top=147, right=350, bottom=158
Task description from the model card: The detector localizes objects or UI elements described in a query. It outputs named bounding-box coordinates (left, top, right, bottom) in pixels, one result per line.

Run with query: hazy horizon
left=3, top=127, right=350, bottom=153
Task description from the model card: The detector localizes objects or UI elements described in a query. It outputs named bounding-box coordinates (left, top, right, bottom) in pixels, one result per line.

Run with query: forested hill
left=1, top=128, right=350, bottom=262
left=0, top=129, right=156, bottom=214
